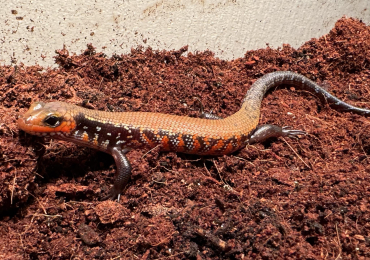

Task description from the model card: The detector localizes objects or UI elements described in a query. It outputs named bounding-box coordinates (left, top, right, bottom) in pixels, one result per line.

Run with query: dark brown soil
left=1, top=17, right=370, bottom=259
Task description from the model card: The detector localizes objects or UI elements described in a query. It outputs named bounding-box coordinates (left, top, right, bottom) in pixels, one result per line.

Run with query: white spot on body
left=101, top=139, right=110, bottom=149
left=96, top=126, right=101, bottom=131
left=107, top=132, right=111, bottom=136
left=83, top=126, right=88, bottom=130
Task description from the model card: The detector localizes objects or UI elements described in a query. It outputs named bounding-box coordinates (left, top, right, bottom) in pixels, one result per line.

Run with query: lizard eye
left=43, top=115, right=62, bottom=127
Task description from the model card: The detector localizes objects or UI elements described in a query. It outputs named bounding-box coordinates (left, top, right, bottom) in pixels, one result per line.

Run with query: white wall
left=1, top=0, right=369, bottom=67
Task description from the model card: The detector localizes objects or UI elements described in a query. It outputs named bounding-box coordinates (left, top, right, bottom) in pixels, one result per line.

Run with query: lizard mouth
left=18, top=116, right=52, bottom=136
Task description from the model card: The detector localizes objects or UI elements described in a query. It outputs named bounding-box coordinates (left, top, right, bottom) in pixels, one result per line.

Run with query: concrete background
left=1, top=0, right=369, bottom=67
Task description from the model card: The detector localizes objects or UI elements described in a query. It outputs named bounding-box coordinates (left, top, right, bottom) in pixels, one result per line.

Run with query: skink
left=18, top=71, right=370, bottom=200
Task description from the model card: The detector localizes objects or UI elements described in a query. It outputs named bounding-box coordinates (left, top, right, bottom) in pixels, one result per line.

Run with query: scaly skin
left=18, top=71, right=370, bottom=200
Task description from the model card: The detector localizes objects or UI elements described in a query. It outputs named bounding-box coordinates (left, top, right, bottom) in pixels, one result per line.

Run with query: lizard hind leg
left=248, top=124, right=306, bottom=145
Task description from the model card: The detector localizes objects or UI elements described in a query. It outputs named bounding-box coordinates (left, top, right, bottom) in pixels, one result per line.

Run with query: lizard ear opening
left=43, top=115, right=62, bottom=127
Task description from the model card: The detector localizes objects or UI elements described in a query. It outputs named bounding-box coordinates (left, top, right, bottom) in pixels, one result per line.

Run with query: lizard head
left=18, top=101, right=77, bottom=136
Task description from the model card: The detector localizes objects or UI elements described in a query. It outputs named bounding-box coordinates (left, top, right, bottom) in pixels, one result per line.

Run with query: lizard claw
left=281, top=126, right=306, bottom=138
left=101, top=187, right=122, bottom=202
